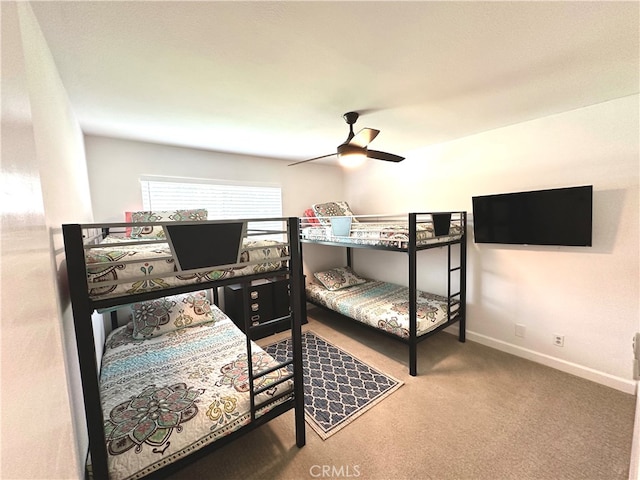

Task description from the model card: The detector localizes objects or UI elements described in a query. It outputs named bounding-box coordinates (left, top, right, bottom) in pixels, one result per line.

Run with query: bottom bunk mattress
left=98, top=311, right=293, bottom=480
left=306, top=279, right=457, bottom=338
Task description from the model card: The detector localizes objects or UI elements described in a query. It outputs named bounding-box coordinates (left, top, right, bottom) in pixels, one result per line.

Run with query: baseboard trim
left=446, top=327, right=636, bottom=394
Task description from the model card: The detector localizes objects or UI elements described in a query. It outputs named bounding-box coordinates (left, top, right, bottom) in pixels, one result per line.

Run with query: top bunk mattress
left=300, top=221, right=463, bottom=249
left=300, top=205, right=465, bottom=249
left=86, top=235, right=287, bottom=301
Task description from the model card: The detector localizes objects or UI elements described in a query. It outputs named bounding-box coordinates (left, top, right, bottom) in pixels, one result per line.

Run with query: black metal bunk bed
left=62, top=217, right=305, bottom=480
left=300, top=211, right=467, bottom=376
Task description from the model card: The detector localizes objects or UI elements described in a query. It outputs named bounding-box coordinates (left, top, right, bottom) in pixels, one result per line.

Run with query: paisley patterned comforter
left=98, top=317, right=292, bottom=480
left=300, top=222, right=462, bottom=249
left=86, top=236, right=288, bottom=301
left=306, top=280, right=457, bottom=338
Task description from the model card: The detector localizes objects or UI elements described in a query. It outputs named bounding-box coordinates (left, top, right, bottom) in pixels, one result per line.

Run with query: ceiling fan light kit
left=337, top=143, right=367, bottom=168
left=288, top=111, right=405, bottom=167
left=337, top=143, right=365, bottom=157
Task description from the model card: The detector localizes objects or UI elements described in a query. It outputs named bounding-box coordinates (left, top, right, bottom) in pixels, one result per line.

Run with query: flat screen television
left=472, top=185, right=593, bottom=247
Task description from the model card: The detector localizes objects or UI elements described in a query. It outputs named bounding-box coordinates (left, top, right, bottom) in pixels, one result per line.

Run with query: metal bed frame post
left=62, top=225, right=110, bottom=480
left=459, top=212, right=467, bottom=342
left=447, top=242, right=452, bottom=317
left=288, top=217, right=306, bottom=447
left=408, top=213, right=418, bottom=376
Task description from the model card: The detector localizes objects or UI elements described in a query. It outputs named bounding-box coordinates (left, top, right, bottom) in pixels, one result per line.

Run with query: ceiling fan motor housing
left=337, top=143, right=365, bottom=157
left=343, top=111, right=360, bottom=125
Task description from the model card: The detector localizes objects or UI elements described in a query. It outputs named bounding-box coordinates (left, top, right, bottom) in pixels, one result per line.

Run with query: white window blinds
left=140, top=177, right=283, bottom=236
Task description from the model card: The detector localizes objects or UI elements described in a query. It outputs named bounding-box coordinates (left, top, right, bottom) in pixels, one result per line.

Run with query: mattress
left=300, top=221, right=463, bottom=249
left=85, top=235, right=288, bottom=301
left=99, top=314, right=293, bottom=480
left=306, top=279, right=457, bottom=338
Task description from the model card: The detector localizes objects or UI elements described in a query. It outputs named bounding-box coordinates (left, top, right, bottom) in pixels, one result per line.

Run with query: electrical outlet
left=553, top=334, right=564, bottom=347
left=515, top=324, right=526, bottom=338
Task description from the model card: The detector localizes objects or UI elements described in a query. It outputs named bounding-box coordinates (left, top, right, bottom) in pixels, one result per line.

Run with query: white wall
left=345, top=95, right=639, bottom=393
left=83, top=135, right=346, bottom=274
left=1, top=2, right=92, bottom=478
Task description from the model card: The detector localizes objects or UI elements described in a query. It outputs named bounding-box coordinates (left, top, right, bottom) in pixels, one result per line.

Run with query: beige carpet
left=167, top=307, right=636, bottom=480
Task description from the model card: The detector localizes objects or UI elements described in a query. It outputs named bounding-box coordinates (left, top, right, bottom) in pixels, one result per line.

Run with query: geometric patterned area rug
left=264, top=331, right=403, bottom=439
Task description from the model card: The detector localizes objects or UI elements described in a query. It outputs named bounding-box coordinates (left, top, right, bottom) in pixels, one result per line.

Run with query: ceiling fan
left=288, top=111, right=405, bottom=166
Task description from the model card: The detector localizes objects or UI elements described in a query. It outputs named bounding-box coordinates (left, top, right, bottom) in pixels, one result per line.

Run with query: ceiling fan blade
left=288, top=153, right=336, bottom=167
left=349, top=128, right=380, bottom=148
left=367, top=150, right=405, bottom=162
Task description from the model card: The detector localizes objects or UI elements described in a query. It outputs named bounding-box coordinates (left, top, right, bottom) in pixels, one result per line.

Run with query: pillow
left=129, top=209, right=208, bottom=239
left=313, top=266, right=367, bottom=291
left=311, top=201, right=358, bottom=226
left=301, top=208, right=320, bottom=227
left=130, top=291, right=221, bottom=339
left=125, top=211, right=133, bottom=237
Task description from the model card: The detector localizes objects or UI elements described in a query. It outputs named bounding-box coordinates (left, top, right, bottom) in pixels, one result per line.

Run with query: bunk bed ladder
left=447, top=246, right=460, bottom=321
left=447, top=212, right=467, bottom=343
left=242, top=218, right=306, bottom=446
left=242, top=284, right=295, bottom=421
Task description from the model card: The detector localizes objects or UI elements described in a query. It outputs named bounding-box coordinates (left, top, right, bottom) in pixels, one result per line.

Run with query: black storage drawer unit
left=271, top=278, right=292, bottom=319
left=224, top=276, right=293, bottom=339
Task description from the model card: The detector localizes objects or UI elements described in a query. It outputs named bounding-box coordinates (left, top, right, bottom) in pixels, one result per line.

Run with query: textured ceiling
left=28, top=1, right=640, bottom=164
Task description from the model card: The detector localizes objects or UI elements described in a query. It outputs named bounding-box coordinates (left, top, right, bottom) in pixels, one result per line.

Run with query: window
left=140, top=176, right=283, bottom=238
